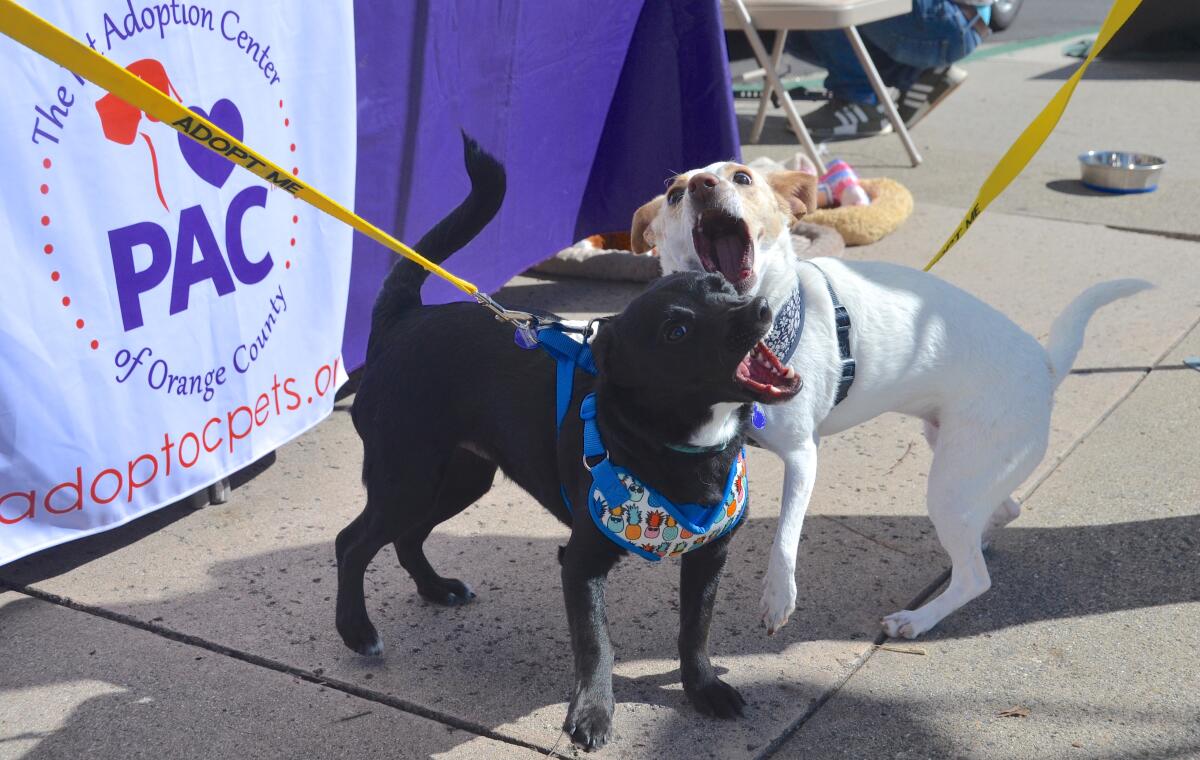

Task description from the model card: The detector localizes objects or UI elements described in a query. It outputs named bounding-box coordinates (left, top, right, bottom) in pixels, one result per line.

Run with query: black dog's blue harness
left=531, top=327, right=748, bottom=561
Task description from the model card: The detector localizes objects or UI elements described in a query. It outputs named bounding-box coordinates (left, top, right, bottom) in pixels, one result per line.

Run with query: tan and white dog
left=632, top=162, right=1150, bottom=639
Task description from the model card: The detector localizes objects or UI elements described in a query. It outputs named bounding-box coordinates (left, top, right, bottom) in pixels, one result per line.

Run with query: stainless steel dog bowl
left=1079, top=151, right=1164, bottom=194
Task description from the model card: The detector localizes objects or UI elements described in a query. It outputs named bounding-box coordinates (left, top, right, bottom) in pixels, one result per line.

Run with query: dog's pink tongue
left=713, top=234, right=748, bottom=282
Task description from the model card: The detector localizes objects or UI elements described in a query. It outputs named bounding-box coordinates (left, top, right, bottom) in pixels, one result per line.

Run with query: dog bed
left=530, top=222, right=845, bottom=283
left=804, top=177, right=913, bottom=247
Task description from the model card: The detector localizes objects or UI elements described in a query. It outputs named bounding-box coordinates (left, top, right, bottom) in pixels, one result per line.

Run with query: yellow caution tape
left=924, top=0, right=1143, bottom=271
left=0, top=0, right=481, bottom=296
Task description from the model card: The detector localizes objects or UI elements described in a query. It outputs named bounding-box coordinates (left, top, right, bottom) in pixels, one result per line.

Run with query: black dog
left=336, top=135, right=801, bottom=750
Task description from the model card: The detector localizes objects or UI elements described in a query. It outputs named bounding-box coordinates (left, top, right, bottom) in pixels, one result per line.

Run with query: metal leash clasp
left=473, top=291, right=609, bottom=349
left=472, top=291, right=534, bottom=326
left=472, top=291, right=543, bottom=347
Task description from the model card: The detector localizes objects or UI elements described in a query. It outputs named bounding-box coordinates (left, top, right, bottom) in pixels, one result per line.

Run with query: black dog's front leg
left=560, top=537, right=622, bottom=751
left=679, top=531, right=746, bottom=718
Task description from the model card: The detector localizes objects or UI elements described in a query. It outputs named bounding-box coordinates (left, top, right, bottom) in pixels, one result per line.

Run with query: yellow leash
left=0, top=0, right=539, bottom=324
left=924, top=0, right=1142, bottom=270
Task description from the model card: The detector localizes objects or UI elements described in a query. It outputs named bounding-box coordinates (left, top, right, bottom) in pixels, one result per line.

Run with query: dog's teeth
left=784, top=367, right=795, bottom=379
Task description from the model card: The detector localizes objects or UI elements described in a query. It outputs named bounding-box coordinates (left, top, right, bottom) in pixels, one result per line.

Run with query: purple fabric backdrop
left=344, top=0, right=740, bottom=370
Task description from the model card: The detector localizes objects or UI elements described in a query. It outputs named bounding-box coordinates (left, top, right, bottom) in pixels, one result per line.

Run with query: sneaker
left=897, top=65, right=968, bottom=129
left=795, top=98, right=893, bottom=140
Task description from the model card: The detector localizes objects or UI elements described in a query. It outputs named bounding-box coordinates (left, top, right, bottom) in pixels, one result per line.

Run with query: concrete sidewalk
left=3, top=35, right=1199, bottom=760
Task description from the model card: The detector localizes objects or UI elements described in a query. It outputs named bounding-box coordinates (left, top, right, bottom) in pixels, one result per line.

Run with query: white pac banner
left=0, top=0, right=357, bottom=564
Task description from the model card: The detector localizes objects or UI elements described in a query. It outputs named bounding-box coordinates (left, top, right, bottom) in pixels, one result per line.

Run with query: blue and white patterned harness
left=533, top=328, right=747, bottom=561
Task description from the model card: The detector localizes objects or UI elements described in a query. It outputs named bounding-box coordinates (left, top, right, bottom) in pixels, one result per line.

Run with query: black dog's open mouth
left=736, top=340, right=801, bottom=402
left=693, top=209, right=754, bottom=293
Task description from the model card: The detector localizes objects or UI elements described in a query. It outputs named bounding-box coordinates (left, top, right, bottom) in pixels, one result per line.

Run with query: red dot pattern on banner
left=279, top=102, right=300, bottom=270
left=42, top=156, right=96, bottom=349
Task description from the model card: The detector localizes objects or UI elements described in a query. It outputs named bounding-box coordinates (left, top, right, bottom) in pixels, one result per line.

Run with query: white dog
left=632, top=162, right=1150, bottom=639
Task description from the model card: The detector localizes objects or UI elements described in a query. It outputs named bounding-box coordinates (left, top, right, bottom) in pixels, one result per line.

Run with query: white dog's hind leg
left=883, top=423, right=1045, bottom=639
left=882, top=504, right=991, bottom=640
left=761, top=439, right=818, bottom=634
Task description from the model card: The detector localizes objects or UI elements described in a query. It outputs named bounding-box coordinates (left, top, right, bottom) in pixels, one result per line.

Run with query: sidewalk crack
left=0, top=582, right=563, bottom=757
left=824, top=515, right=914, bottom=556
left=753, top=569, right=949, bottom=760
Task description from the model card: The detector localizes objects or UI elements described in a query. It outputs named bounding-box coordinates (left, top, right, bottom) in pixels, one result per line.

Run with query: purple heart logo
left=177, top=99, right=243, bottom=188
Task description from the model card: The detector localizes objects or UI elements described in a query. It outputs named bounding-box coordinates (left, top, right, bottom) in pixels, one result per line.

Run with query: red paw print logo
left=94, top=58, right=181, bottom=211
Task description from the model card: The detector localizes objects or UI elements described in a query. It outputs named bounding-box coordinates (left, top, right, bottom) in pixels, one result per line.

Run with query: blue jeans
left=786, top=0, right=982, bottom=104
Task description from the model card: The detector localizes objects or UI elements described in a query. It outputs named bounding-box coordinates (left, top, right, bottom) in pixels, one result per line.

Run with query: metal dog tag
left=752, top=403, right=766, bottom=429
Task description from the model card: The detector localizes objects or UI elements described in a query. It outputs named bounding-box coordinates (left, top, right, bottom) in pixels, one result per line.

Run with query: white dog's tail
left=1045, top=279, right=1153, bottom=386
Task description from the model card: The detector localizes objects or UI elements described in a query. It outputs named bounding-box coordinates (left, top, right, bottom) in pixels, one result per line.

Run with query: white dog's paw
left=880, top=609, right=932, bottom=640
left=760, top=572, right=797, bottom=635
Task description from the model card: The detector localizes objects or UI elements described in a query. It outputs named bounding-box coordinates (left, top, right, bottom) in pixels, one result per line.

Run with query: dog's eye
left=732, top=171, right=753, bottom=186
left=664, top=322, right=689, bottom=342
left=667, top=188, right=684, bottom=206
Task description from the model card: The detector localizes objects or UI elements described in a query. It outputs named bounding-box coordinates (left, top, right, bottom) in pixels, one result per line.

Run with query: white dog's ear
left=630, top=195, right=665, bottom=254
left=768, top=171, right=819, bottom=220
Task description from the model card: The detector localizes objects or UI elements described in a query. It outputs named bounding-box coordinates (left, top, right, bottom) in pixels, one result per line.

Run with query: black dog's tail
left=370, top=132, right=506, bottom=333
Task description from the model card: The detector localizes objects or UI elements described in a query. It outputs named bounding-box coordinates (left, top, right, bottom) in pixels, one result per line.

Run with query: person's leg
left=784, top=31, right=893, bottom=138
left=787, top=1, right=980, bottom=102
left=789, top=29, right=882, bottom=104
left=782, top=1, right=982, bottom=138
left=859, top=0, right=982, bottom=92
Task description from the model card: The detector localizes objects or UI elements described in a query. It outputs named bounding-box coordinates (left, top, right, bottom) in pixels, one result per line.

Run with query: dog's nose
left=688, top=172, right=719, bottom=201
left=756, top=297, right=772, bottom=323
left=751, top=296, right=772, bottom=324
